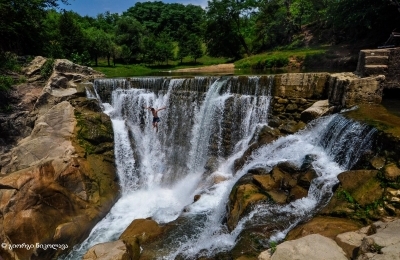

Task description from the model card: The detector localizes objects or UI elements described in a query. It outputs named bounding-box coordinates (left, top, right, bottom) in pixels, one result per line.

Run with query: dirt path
left=174, top=63, right=235, bottom=73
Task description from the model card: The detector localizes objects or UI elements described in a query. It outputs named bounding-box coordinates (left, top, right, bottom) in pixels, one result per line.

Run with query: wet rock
left=268, top=117, right=282, bottom=128
left=234, top=126, right=281, bottom=171
left=279, top=120, right=306, bottom=134
left=227, top=183, right=268, bottom=230
left=338, top=170, right=382, bottom=207
left=119, top=219, right=164, bottom=260
left=194, top=194, right=201, bottom=202
left=228, top=158, right=320, bottom=231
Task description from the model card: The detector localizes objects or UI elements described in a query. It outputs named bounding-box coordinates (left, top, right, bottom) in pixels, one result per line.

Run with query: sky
left=58, top=0, right=208, bottom=17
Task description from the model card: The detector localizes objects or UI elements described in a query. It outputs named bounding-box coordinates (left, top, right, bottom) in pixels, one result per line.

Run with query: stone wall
left=356, top=47, right=400, bottom=89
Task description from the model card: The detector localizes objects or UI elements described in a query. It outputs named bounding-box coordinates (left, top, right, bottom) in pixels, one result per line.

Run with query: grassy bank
left=234, top=47, right=329, bottom=70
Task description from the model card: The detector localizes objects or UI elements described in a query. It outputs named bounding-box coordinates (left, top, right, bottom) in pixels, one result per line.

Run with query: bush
left=0, top=52, right=20, bottom=72
left=40, top=58, right=55, bottom=80
left=0, top=75, right=14, bottom=91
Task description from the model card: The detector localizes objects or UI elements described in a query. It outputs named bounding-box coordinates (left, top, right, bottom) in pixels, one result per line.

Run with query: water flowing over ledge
left=64, top=76, right=376, bottom=259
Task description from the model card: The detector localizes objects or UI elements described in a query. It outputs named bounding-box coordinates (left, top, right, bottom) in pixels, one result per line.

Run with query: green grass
left=234, top=47, right=329, bottom=70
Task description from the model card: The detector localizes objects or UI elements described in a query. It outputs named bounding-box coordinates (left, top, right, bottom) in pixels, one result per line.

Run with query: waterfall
left=62, top=76, right=375, bottom=259
left=63, top=76, right=273, bottom=259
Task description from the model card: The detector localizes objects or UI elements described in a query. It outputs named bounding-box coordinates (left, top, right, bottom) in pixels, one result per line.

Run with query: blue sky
left=58, top=0, right=208, bottom=17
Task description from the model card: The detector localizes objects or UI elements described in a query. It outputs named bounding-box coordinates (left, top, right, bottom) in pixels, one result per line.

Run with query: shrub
left=0, top=52, right=20, bottom=72
left=40, top=58, right=55, bottom=80
left=0, top=75, right=14, bottom=91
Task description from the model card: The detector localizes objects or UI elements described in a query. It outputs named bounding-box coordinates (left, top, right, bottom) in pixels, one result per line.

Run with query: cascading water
left=63, top=76, right=376, bottom=260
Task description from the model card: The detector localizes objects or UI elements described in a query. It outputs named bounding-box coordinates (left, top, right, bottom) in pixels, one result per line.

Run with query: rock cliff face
left=0, top=57, right=118, bottom=260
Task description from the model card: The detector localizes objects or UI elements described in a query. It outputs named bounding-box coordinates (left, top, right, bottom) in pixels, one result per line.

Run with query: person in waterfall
left=144, top=106, right=166, bottom=132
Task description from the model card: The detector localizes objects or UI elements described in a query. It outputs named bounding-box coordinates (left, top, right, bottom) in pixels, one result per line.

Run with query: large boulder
left=258, top=234, right=348, bottom=260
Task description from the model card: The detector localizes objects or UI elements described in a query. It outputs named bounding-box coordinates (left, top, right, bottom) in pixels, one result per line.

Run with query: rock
left=288, top=185, right=308, bottom=201
left=119, top=219, right=164, bottom=260
left=285, top=103, right=298, bottom=112
left=83, top=240, right=130, bottom=260
left=194, top=194, right=201, bottom=202
left=2, top=101, right=76, bottom=173
left=22, top=56, right=47, bottom=81
left=335, top=226, right=371, bottom=259
left=300, top=100, right=330, bottom=123
left=321, top=170, right=384, bottom=219
left=234, top=126, right=281, bottom=171
left=337, top=170, right=382, bottom=206
left=286, top=216, right=362, bottom=241
left=383, top=163, right=400, bottom=182
left=228, top=159, right=319, bottom=231
left=370, top=156, right=386, bottom=170
left=253, top=175, right=279, bottom=191
left=279, top=120, right=305, bottom=134
left=0, top=59, right=117, bottom=259
left=357, top=218, right=400, bottom=260
left=268, top=117, right=282, bottom=128
left=260, top=234, right=347, bottom=260
left=227, top=183, right=267, bottom=230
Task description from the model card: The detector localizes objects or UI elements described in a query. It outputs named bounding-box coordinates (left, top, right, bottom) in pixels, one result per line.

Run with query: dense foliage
left=0, top=0, right=400, bottom=65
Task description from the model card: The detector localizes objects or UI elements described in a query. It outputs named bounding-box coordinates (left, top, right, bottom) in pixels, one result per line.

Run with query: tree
left=177, top=26, right=191, bottom=63
left=85, top=28, right=112, bottom=66
left=155, top=32, right=175, bottom=65
left=58, top=10, right=86, bottom=58
left=115, top=16, right=143, bottom=61
left=254, top=0, right=297, bottom=51
left=205, top=0, right=258, bottom=58
left=125, top=2, right=205, bottom=42
left=188, top=35, right=203, bottom=62
left=0, top=0, right=69, bottom=54
left=325, top=0, right=400, bottom=45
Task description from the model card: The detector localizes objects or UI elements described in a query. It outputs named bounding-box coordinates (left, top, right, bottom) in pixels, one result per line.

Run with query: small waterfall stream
left=64, top=76, right=376, bottom=259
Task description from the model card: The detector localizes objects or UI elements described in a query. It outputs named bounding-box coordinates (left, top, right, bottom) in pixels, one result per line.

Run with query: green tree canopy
left=0, top=0, right=68, bottom=54
left=115, top=16, right=143, bottom=60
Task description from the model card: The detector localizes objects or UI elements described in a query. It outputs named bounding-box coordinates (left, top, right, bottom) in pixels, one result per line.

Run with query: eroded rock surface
left=0, top=57, right=117, bottom=260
